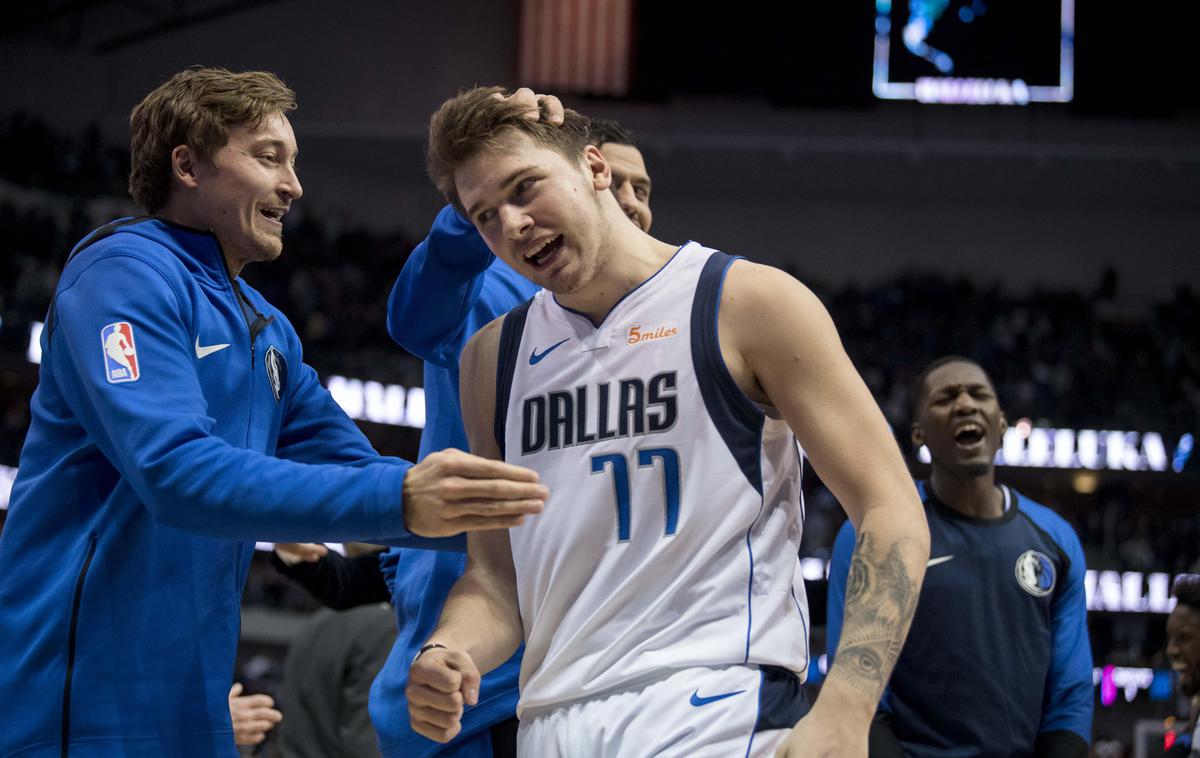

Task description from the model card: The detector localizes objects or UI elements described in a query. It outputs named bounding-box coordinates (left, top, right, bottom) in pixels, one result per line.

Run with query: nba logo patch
left=100, top=322, right=140, bottom=383
left=1014, top=550, right=1056, bottom=597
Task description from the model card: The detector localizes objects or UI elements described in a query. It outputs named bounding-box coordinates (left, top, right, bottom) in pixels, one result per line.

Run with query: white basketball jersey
left=495, top=242, right=808, bottom=717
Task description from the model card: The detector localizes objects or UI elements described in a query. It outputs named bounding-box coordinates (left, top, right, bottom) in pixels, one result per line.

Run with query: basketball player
left=828, top=356, right=1093, bottom=757
left=373, top=94, right=655, bottom=758
left=404, top=86, right=931, bottom=757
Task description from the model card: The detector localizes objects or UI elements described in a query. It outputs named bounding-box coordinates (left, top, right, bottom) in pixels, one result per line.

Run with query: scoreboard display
left=873, top=0, right=1074, bottom=104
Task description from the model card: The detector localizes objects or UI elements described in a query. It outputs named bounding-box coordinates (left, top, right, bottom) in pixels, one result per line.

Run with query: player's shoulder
left=1012, top=488, right=1085, bottom=556
left=463, top=296, right=534, bottom=366
left=61, top=218, right=197, bottom=289
left=721, top=257, right=801, bottom=293
left=65, top=219, right=166, bottom=269
left=717, top=257, right=825, bottom=321
left=463, top=313, right=505, bottom=362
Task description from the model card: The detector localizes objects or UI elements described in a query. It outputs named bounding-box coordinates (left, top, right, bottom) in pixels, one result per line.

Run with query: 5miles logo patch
left=626, top=320, right=680, bottom=346
left=101, top=322, right=140, bottom=383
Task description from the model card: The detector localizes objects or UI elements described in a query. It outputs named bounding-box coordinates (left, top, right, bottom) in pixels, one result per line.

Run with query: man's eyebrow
left=465, top=165, right=532, bottom=219
left=248, top=138, right=296, bottom=159
left=935, top=382, right=990, bottom=396
left=610, top=171, right=651, bottom=190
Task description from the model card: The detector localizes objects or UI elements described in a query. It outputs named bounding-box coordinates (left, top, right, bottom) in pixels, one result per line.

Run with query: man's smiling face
left=457, top=129, right=612, bottom=295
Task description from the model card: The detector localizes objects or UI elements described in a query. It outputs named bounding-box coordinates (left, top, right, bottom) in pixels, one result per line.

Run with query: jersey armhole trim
left=690, top=252, right=766, bottom=494
left=495, top=298, right=534, bottom=458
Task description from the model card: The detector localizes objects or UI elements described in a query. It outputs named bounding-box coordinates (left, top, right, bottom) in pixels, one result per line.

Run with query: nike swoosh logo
left=195, top=336, right=231, bottom=359
left=927, top=555, right=955, bottom=567
left=689, top=689, right=745, bottom=707
left=529, top=338, right=570, bottom=365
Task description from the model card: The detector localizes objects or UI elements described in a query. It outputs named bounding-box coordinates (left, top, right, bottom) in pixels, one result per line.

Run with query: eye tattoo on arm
left=833, top=530, right=921, bottom=701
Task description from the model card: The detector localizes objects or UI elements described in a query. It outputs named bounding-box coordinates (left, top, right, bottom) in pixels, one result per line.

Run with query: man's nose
left=499, top=206, right=531, bottom=240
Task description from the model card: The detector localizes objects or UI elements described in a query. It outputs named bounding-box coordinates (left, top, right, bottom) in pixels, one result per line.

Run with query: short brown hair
left=427, top=86, right=591, bottom=214
left=128, top=67, right=296, bottom=213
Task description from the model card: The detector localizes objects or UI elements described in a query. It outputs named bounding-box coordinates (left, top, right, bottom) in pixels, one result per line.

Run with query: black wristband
left=413, top=643, right=447, bottom=663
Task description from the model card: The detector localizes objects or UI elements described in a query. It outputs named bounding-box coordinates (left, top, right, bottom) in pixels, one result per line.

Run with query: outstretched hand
left=273, top=542, right=328, bottom=566
left=402, top=448, right=548, bottom=537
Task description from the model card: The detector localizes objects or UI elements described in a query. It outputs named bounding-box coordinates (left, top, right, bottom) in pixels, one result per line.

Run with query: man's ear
left=998, top=411, right=1008, bottom=437
left=911, top=422, right=925, bottom=449
left=171, top=144, right=201, bottom=190
left=584, top=144, right=611, bottom=191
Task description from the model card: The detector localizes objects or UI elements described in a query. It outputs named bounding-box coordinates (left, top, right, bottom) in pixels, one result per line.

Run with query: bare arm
left=719, top=261, right=929, bottom=755
left=406, top=316, right=533, bottom=743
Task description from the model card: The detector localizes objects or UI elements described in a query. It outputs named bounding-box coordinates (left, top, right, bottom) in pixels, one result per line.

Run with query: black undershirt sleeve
left=868, top=712, right=908, bottom=758
left=1034, top=729, right=1088, bottom=758
left=269, top=550, right=390, bottom=609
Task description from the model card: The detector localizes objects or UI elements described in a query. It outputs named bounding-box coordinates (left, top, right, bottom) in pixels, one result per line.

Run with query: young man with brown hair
left=404, top=86, right=930, bottom=757
left=0, top=68, right=545, bottom=757
left=373, top=92, right=652, bottom=758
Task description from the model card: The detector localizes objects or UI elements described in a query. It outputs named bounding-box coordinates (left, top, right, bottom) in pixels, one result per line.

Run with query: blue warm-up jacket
left=827, top=481, right=1093, bottom=757
left=370, top=205, right=538, bottom=758
left=0, top=218, right=442, bottom=757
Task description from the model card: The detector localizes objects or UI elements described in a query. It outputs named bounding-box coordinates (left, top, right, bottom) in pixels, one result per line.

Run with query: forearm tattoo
left=832, top=530, right=921, bottom=702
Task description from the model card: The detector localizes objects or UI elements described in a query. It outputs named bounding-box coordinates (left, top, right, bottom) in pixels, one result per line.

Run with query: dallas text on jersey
left=520, top=371, right=678, bottom=455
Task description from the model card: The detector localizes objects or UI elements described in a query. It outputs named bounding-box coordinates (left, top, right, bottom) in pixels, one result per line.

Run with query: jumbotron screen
left=873, top=0, right=1074, bottom=105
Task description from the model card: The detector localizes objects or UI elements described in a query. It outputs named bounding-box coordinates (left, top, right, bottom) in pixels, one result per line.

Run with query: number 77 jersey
left=495, top=242, right=809, bottom=718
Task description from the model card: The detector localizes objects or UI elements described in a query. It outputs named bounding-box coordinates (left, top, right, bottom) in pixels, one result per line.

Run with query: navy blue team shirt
left=827, top=481, right=1093, bottom=757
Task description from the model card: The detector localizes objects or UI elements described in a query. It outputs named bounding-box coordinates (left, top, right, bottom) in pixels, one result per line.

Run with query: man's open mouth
left=527, top=235, right=563, bottom=269
left=954, top=423, right=985, bottom=447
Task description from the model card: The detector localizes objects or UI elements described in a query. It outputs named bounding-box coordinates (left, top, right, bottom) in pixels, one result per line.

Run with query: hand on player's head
left=495, top=87, right=565, bottom=127
left=407, top=647, right=480, bottom=743
left=402, top=448, right=549, bottom=538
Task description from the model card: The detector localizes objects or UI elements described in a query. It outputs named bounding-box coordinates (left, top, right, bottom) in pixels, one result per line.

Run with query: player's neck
left=157, top=199, right=245, bottom=277
left=929, top=466, right=1003, bottom=519
left=555, top=222, right=678, bottom=326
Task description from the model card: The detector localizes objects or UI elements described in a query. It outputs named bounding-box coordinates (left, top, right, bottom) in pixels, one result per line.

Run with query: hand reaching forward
left=402, top=449, right=549, bottom=537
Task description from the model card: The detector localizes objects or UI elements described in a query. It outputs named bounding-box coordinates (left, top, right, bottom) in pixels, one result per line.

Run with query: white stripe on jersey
left=499, top=242, right=808, bottom=717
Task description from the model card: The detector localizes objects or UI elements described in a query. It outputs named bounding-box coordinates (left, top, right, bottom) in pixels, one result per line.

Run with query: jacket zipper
left=214, top=243, right=272, bottom=369
left=61, top=535, right=98, bottom=757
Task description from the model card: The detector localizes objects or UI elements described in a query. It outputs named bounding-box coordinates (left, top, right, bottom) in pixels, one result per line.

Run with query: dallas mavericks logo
left=265, top=346, right=287, bottom=405
left=1014, top=550, right=1056, bottom=597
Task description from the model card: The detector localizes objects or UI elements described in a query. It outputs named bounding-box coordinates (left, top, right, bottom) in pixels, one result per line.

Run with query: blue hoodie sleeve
left=387, top=205, right=495, bottom=368
left=826, top=518, right=857, bottom=667
left=50, top=252, right=416, bottom=544
left=1037, top=515, right=1094, bottom=747
left=275, top=361, right=385, bottom=466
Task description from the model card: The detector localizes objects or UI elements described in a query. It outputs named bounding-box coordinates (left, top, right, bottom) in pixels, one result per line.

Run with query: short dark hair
left=1175, top=574, right=1200, bottom=610
left=427, top=86, right=591, bottom=215
left=128, top=67, right=296, bottom=213
left=910, top=355, right=990, bottom=418
left=587, top=117, right=637, bottom=149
